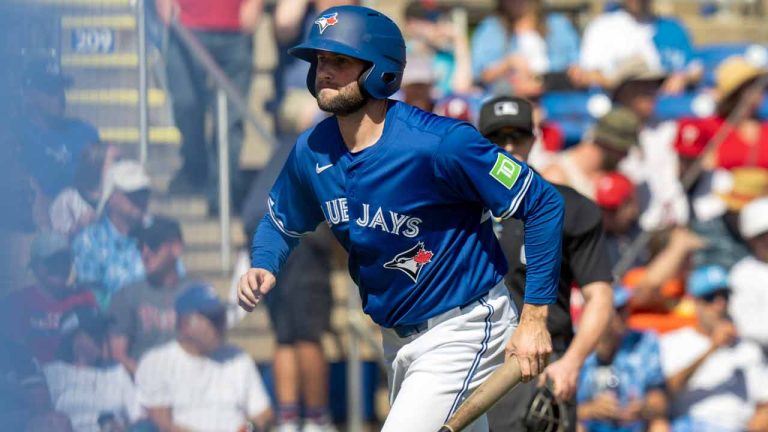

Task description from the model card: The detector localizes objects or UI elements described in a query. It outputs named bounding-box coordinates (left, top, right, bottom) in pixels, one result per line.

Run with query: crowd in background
left=2, top=0, right=768, bottom=431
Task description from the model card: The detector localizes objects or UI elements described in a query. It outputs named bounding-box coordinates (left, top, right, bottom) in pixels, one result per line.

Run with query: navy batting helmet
left=288, top=5, right=406, bottom=100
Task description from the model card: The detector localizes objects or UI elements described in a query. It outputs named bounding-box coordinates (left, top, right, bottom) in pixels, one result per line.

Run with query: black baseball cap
left=478, top=95, right=535, bottom=137
left=131, top=215, right=183, bottom=251
left=24, top=60, right=73, bottom=93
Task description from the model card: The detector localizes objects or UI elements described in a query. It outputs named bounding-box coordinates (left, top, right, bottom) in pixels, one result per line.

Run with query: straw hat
left=715, top=56, right=768, bottom=102
left=717, top=167, right=768, bottom=211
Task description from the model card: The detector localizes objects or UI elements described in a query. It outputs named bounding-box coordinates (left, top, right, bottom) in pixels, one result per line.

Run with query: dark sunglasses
left=125, top=189, right=150, bottom=208
left=486, top=130, right=532, bottom=147
left=701, top=290, right=730, bottom=303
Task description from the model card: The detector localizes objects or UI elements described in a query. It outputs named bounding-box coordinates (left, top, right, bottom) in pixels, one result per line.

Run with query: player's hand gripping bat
left=437, top=356, right=523, bottom=432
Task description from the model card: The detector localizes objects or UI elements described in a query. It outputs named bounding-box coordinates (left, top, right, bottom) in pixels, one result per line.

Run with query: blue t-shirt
left=16, top=117, right=99, bottom=197
left=252, top=101, right=563, bottom=327
left=470, top=13, right=580, bottom=81
left=577, top=330, right=666, bottom=432
left=652, top=17, right=695, bottom=73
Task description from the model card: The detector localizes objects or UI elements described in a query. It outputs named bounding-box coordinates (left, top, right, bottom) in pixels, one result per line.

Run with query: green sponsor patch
left=489, top=153, right=521, bottom=189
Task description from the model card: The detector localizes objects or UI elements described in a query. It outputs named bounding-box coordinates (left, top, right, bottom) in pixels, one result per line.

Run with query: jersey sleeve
left=250, top=144, right=325, bottom=275
left=434, top=123, right=564, bottom=304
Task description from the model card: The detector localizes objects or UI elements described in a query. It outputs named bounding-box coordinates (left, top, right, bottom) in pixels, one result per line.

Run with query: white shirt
left=516, top=31, right=549, bottom=74
left=49, top=188, right=95, bottom=236
left=620, top=121, right=690, bottom=230
left=730, top=257, right=768, bottom=348
left=660, top=327, right=768, bottom=431
left=136, top=341, right=271, bottom=432
left=580, top=10, right=661, bottom=79
left=43, top=361, right=141, bottom=432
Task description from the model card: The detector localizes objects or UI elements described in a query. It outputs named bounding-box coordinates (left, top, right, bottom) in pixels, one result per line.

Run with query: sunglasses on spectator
left=486, top=130, right=533, bottom=147
left=125, top=189, right=150, bottom=209
left=700, top=289, right=730, bottom=303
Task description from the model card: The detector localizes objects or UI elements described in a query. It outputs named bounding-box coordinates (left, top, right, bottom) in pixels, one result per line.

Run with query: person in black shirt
left=479, top=96, right=614, bottom=431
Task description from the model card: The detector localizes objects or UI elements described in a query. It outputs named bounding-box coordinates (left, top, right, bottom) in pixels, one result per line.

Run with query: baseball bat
left=437, top=356, right=523, bottom=432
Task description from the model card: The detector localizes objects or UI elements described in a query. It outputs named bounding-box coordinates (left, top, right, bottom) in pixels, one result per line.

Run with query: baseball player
left=477, top=96, right=614, bottom=431
left=237, top=6, right=564, bottom=431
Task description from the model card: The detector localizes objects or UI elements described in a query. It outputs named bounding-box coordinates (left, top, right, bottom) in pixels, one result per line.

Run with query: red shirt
left=674, top=116, right=768, bottom=169
left=177, top=0, right=243, bottom=31
left=0, top=286, right=96, bottom=363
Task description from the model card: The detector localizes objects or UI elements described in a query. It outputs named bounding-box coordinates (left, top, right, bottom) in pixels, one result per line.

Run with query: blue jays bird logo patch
left=315, top=12, right=339, bottom=34
left=384, top=242, right=434, bottom=283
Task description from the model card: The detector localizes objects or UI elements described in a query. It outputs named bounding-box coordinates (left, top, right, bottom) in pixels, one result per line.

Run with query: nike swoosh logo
left=315, top=163, right=334, bottom=174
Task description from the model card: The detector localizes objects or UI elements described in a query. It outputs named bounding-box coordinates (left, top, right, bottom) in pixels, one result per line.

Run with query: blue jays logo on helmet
left=287, top=5, right=406, bottom=100
left=315, top=12, right=338, bottom=34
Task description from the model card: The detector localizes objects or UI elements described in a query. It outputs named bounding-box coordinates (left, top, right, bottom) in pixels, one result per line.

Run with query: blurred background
left=2, top=0, right=768, bottom=431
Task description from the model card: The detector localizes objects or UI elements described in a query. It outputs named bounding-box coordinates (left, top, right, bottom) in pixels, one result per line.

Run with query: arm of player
left=239, top=144, right=324, bottom=311
left=435, top=123, right=564, bottom=381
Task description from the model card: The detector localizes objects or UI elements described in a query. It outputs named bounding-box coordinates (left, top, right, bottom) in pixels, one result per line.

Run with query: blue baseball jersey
left=252, top=101, right=563, bottom=327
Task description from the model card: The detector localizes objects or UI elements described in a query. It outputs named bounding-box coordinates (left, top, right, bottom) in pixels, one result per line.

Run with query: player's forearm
left=563, top=281, right=612, bottom=364
left=519, top=303, right=548, bottom=324
left=250, top=214, right=299, bottom=275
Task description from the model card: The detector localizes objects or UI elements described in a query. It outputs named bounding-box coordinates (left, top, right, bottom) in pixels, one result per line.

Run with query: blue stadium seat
left=759, top=97, right=768, bottom=120
left=555, top=118, right=593, bottom=147
left=656, top=93, right=698, bottom=120
left=694, top=43, right=762, bottom=87
left=541, top=91, right=609, bottom=120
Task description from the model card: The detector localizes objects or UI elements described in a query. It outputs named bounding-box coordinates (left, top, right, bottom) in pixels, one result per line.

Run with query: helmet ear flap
left=306, top=61, right=318, bottom=97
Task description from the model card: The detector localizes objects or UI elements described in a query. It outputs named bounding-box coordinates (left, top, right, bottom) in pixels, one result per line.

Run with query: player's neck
left=336, top=98, right=388, bottom=153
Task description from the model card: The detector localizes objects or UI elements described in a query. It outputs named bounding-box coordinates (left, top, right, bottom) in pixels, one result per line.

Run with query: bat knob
left=437, top=427, right=454, bottom=432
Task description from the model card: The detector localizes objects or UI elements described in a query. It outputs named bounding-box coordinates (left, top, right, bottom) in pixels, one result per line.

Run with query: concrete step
left=150, top=195, right=208, bottom=219
left=22, top=0, right=132, bottom=7
left=180, top=218, right=245, bottom=247
left=63, top=52, right=138, bottom=68
left=99, top=126, right=181, bottom=144
left=67, top=88, right=166, bottom=107
left=68, top=105, right=174, bottom=130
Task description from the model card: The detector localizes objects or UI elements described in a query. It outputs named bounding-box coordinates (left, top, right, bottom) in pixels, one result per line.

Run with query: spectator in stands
left=265, top=227, right=336, bottom=432
left=0, top=232, right=97, bottom=363
left=109, top=216, right=186, bottom=375
left=49, top=143, right=117, bottom=238
left=478, top=96, right=614, bottom=432
left=158, top=0, right=264, bottom=212
left=272, top=0, right=356, bottom=135
left=0, top=336, right=65, bottom=431
left=729, top=197, right=768, bottom=351
left=677, top=56, right=768, bottom=171
left=621, top=227, right=703, bottom=334
left=690, top=167, right=768, bottom=269
left=543, top=108, right=641, bottom=200
left=471, top=0, right=583, bottom=95
left=136, top=283, right=273, bottom=431
left=400, top=53, right=436, bottom=113
left=610, top=56, right=689, bottom=231
left=576, top=287, right=670, bottom=432
left=580, top=0, right=702, bottom=93
left=44, top=307, right=142, bottom=432
left=660, top=266, right=768, bottom=431
left=73, top=160, right=151, bottom=310
left=16, top=60, right=100, bottom=201
left=594, top=172, right=642, bottom=268
left=403, top=2, right=472, bottom=97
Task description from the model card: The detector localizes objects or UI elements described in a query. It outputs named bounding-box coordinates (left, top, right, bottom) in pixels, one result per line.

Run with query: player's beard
left=317, top=82, right=369, bottom=116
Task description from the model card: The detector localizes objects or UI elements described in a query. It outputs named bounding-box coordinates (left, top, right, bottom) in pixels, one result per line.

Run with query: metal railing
left=151, top=8, right=382, bottom=430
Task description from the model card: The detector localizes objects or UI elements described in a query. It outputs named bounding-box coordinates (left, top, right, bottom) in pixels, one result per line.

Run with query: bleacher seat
left=541, top=91, right=612, bottom=120
left=695, top=43, right=768, bottom=87
left=655, top=92, right=716, bottom=120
